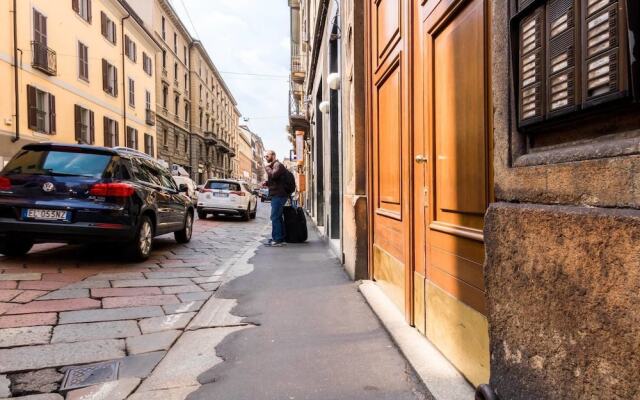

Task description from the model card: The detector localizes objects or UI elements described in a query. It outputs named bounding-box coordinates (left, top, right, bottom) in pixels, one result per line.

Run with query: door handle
left=415, top=154, right=428, bottom=164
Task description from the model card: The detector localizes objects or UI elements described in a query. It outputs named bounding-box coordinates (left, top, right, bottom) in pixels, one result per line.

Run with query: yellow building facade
left=0, top=0, right=160, bottom=166
left=237, top=125, right=253, bottom=183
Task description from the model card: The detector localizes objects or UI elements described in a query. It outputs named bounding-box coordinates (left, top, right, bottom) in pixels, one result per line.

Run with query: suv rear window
left=206, top=181, right=240, bottom=191
left=3, top=150, right=112, bottom=178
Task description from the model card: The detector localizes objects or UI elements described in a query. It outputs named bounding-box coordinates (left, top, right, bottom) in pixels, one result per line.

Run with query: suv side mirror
left=178, top=184, right=189, bottom=193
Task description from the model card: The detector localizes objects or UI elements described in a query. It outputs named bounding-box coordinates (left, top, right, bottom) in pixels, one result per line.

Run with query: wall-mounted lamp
left=327, top=72, right=341, bottom=91
left=319, top=101, right=330, bottom=114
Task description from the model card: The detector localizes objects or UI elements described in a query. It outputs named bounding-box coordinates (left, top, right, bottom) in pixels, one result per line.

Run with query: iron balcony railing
left=31, top=41, right=57, bottom=76
left=145, top=109, right=156, bottom=126
left=291, top=44, right=306, bottom=83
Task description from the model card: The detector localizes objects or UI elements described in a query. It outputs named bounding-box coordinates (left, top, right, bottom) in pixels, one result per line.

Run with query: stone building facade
left=292, top=0, right=640, bottom=398
left=130, top=0, right=240, bottom=183
left=0, top=0, right=159, bottom=165
left=189, top=41, right=239, bottom=183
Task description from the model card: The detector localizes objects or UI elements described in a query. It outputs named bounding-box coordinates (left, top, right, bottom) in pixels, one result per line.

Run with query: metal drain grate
left=60, top=360, right=120, bottom=391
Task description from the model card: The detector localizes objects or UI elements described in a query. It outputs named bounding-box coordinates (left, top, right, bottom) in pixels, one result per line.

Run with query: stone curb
left=358, top=280, right=475, bottom=400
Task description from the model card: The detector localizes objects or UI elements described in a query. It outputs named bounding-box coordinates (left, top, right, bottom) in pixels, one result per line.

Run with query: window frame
left=128, top=78, right=135, bottom=108
left=78, top=41, right=89, bottom=82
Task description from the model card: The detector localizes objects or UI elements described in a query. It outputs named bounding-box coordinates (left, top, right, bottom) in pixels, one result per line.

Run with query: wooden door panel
left=425, top=0, right=489, bottom=309
left=376, top=61, right=403, bottom=215
left=375, top=0, right=402, bottom=63
left=433, top=0, right=488, bottom=232
left=369, top=0, right=411, bottom=316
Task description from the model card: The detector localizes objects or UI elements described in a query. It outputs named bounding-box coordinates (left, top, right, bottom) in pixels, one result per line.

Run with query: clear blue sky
left=170, top=0, right=292, bottom=159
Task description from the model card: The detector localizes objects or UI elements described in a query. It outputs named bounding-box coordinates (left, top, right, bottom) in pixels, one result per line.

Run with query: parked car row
left=0, top=143, right=259, bottom=261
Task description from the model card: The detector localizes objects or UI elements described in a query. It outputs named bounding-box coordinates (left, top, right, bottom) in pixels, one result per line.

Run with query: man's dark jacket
left=265, top=160, right=288, bottom=197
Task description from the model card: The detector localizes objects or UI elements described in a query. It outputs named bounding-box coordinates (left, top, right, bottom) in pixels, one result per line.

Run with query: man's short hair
left=267, top=150, right=276, bottom=157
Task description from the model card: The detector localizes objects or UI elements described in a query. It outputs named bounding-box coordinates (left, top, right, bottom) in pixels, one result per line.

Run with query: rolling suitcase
left=284, top=198, right=308, bottom=243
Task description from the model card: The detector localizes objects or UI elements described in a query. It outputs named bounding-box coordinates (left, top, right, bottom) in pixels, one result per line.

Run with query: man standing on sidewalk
left=264, top=150, right=288, bottom=247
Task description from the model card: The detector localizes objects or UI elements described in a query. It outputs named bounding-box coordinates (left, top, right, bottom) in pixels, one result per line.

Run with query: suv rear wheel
left=197, top=210, right=207, bottom=220
left=0, top=239, right=33, bottom=257
left=129, top=216, right=154, bottom=261
left=175, top=212, right=193, bottom=243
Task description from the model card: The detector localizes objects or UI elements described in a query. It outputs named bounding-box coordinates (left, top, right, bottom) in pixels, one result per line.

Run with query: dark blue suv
left=0, top=143, right=195, bottom=261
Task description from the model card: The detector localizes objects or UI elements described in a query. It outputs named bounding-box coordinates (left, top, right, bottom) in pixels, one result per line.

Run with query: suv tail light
left=90, top=183, right=135, bottom=197
left=0, top=177, right=11, bottom=191
left=230, top=191, right=246, bottom=197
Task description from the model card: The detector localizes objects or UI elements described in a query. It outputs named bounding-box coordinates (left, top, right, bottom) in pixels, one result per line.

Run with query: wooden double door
left=367, top=0, right=492, bottom=386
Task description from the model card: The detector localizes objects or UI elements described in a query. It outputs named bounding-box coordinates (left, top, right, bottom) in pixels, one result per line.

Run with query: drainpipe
left=121, top=12, right=131, bottom=143
left=188, top=42, right=194, bottom=182
left=11, top=0, right=20, bottom=143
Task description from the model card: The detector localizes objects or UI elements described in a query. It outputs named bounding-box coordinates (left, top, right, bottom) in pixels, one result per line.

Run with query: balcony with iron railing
left=291, top=44, right=306, bottom=84
left=289, top=85, right=309, bottom=134
left=145, top=109, right=156, bottom=126
left=31, top=41, right=56, bottom=76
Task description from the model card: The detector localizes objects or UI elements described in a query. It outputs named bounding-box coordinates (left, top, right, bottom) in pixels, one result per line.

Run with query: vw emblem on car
left=42, top=182, right=55, bottom=193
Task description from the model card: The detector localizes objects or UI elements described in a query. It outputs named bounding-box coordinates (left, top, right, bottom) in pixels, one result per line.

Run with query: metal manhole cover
left=60, top=360, right=120, bottom=391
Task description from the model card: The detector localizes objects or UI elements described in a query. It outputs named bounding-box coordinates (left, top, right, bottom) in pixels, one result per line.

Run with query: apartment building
left=0, top=0, right=160, bottom=165
left=292, top=1, right=640, bottom=398
left=189, top=41, right=239, bottom=182
left=237, top=125, right=253, bottom=183
left=129, top=0, right=241, bottom=183
left=129, top=0, right=192, bottom=174
left=251, top=132, right=265, bottom=185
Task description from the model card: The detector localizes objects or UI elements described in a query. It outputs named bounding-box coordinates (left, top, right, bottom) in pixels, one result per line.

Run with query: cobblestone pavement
left=0, top=205, right=270, bottom=399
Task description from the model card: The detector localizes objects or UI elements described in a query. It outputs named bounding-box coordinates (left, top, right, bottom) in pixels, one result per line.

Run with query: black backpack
left=283, top=169, right=296, bottom=195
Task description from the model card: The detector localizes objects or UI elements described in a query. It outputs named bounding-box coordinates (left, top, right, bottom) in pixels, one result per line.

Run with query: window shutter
left=49, top=94, right=56, bottom=134
left=72, top=0, right=79, bottom=13
left=87, top=0, right=92, bottom=23
left=135, top=129, right=139, bottom=150
left=133, top=42, right=137, bottom=62
left=74, top=105, right=82, bottom=142
left=103, top=116, right=109, bottom=146
left=125, top=36, right=129, bottom=57
left=89, top=110, right=95, bottom=144
left=102, top=59, right=108, bottom=92
left=518, top=7, right=545, bottom=126
left=114, top=67, right=118, bottom=96
left=115, top=121, right=120, bottom=146
left=27, top=85, right=37, bottom=130
left=101, top=12, right=106, bottom=36
left=150, top=136, right=154, bottom=157
left=546, top=0, right=578, bottom=117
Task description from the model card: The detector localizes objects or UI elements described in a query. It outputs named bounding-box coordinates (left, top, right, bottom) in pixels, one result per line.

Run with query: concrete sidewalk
left=187, top=221, right=432, bottom=400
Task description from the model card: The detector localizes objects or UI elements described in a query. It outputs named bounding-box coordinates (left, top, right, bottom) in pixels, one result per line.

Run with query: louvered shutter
left=133, top=42, right=137, bottom=62
left=113, top=67, right=118, bottom=96
left=102, top=59, right=108, bottom=92
left=103, top=117, right=109, bottom=147
left=114, top=121, right=120, bottom=146
left=89, top=110, right=95, bottom=144
left=49, top=94, right=56, bottom=134
left=125, top=36, right=130, bottom=58
left=27, top=85, right=37, bottom=130
left=74, top=105, right=82, bottom=142
left=518, top=7, right=545, bottom=126
left=150, top=136, right=154, bottom=157
left=546, top=0, right=578, bottom=117
left=101, top=12, right=106, bottom=37
left=87, top=0, right=92, bottom=23
left=134, top=129, right=139, bottom=150
left=582, top=0, right=626, bottom=106
left=72, top=0, right=79, bottom=13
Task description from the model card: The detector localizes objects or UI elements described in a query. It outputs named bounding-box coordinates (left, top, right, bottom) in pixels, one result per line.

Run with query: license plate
left=212, top=193, right=228, bottom=198
left=22, top=209, right=69, bottom=222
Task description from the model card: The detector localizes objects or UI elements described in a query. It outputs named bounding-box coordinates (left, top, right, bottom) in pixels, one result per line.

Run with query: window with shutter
left=74, top=0, right=91, bottom=22
left=511, top=0, right=639, bottom=132
left=74, top=105, right=92, bottom=144
left=78, top=42, right=89, bottom=81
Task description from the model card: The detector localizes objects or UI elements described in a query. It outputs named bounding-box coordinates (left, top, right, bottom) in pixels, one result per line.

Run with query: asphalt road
left=187, top=213, right=432, bottom=400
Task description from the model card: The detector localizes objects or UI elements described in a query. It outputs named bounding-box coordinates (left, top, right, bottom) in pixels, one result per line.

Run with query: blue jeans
left=270, top=196, right=287, bottom=242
